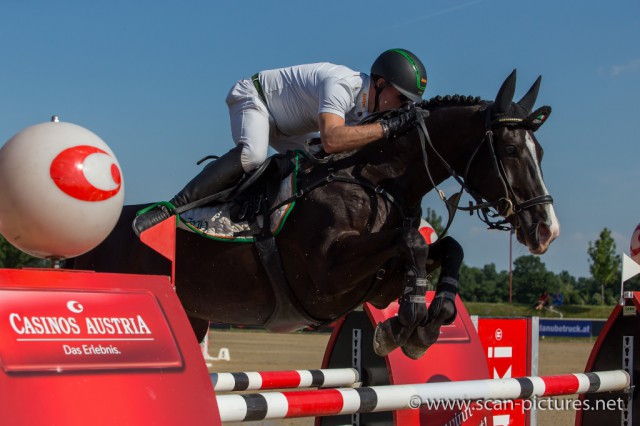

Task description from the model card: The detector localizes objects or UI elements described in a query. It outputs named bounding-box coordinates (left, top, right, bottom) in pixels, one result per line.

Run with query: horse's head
left=466, top=70, right=560, bottom=254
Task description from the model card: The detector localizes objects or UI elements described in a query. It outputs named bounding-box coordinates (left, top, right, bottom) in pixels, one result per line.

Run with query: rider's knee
left=238, top=143, right=268, bottom=172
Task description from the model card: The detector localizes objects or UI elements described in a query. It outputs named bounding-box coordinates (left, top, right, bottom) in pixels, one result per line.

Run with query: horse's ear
left=494, top=69, right=517, bottom=114
left=517, top=75, right=541, bottom=114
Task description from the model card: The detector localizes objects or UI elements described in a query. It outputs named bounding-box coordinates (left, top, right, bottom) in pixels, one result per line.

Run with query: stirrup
left=132, top=202, right=176, bottom=236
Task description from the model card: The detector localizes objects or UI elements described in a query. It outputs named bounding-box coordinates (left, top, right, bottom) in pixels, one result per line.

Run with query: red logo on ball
left=50, top=145, right=122, bottom=202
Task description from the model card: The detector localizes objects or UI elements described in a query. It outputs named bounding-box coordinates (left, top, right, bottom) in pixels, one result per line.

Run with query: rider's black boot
left=132, top=145, right=245, bottom=236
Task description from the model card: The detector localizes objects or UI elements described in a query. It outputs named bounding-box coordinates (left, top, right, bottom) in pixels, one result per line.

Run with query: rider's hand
left=379, top=109, right=421, bottom=140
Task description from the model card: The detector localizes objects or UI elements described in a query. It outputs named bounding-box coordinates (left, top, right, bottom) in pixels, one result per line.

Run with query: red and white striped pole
left=211, top=368, right=359, bottom=392
left=216, top=370, right=630, bottom=422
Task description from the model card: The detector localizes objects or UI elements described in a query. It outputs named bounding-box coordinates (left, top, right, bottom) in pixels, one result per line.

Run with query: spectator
left=552, top=290, right=564, bottom=306
left=534, top=291, right=549, bottom=311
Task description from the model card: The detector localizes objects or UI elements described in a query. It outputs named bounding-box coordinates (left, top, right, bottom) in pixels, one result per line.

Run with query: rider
left=133, top=48, right=428, bottom=235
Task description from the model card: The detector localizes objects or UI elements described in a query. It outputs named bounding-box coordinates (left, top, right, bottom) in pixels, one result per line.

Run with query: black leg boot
left=132, top=145, right=245, bottom=236
left=426, top=236, right=463, bottom=324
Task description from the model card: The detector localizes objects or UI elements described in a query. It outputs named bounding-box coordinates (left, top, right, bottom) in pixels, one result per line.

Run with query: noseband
left=415, top=106, right=554, bottom=234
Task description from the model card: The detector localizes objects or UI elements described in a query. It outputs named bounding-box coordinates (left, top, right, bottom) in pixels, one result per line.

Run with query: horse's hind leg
left=373, top=227, right=429, bottom=357
left=402, top=236, right=463, bottom=359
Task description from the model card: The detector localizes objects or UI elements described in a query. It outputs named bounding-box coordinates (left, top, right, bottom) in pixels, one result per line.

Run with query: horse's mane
left=360, top=95, right=488, bottom=124
left=419, top=94, right=487, bottom=109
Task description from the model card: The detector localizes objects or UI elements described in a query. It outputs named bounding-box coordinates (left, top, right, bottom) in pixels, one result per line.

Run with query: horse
left=69, top=70, right=560, bottom=359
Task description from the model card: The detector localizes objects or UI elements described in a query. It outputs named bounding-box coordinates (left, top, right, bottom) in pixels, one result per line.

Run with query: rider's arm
left=319, top=112, right=384, bottom=154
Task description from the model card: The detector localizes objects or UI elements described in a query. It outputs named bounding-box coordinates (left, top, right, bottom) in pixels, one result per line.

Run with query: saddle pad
left=177, top=173, right=296, bottom=242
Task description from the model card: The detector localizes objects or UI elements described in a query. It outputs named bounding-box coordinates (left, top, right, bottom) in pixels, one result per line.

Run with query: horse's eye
left=504, top=145, right=519, bottom=156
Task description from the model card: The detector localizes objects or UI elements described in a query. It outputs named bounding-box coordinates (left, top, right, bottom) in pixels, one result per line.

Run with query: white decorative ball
left=0, top=119, right=124, bottom=258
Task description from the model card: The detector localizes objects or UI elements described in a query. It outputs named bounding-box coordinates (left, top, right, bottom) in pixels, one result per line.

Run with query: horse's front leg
left=401, top=236, right=463, bottom=359
left=372, top=226, right=429, bottom=357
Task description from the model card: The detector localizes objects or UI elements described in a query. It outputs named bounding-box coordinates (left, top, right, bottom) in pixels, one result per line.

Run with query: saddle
left=229, top=152, right=296, bottom=225
left=177, top=151, right=298, bottom=241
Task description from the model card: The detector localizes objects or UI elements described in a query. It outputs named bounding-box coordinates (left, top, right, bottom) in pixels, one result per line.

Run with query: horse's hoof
left=373, top=321, right=400, bottom=357
left=415, top=322, right=441, bottom=348
left=400, top=335, right=428, bottom=360
left=429, top=296, right=457, bottom=326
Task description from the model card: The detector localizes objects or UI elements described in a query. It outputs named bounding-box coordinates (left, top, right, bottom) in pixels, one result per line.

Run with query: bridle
left=414, top=104, right=554, bottom=235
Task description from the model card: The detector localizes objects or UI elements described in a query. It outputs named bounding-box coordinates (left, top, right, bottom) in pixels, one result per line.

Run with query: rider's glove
left=379, top=109, right=420, bottom=140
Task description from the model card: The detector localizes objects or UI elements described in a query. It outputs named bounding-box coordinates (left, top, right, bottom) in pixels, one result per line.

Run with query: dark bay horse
left=69, top=70, right=559, bottom=359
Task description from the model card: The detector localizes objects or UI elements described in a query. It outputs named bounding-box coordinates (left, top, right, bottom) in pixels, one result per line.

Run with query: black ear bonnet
left=488, top=69, right=551, bottom=131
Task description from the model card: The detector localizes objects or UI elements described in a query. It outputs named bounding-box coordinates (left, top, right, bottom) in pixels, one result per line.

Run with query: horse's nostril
left=538, top=223, right=551, bottom=244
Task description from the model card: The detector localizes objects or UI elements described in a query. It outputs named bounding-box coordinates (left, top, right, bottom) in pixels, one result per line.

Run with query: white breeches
left=226, top=79, right=317, bottom=172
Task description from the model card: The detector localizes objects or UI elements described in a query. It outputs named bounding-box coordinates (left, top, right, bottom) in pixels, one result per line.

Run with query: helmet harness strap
left=372, top=77, right=386, bottom=113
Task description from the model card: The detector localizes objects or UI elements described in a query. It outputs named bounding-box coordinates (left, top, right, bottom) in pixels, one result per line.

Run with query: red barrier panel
left=0, top=268, right=220, bottom=426
left=576, top=291, right=639, bottom=425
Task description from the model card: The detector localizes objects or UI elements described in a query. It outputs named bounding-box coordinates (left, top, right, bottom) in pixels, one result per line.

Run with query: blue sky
left=1, top=0, right=638, bottom=279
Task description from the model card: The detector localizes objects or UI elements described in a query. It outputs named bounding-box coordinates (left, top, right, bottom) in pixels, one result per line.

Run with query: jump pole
left=216, top=370, right=629, bottom=422
left=211, top=368, right=360, bottom=392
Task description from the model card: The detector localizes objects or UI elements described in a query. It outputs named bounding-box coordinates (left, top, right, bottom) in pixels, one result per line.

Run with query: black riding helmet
left=371, top=48, right=427, bottom=103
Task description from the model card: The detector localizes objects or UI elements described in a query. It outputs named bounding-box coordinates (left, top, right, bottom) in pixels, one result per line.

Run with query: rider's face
left=378, top=84, right=409, bottom=111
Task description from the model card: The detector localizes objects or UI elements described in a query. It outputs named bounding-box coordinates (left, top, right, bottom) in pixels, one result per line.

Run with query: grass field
left=464, top=301, right=615, bottom=318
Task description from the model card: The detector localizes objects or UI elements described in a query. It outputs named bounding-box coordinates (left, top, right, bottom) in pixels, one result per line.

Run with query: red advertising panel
left=0, top=268, right=220, bottom=426
left=477, top=317, right=534, bottom=426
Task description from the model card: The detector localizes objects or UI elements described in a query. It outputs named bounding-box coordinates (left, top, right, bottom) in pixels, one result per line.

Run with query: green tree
left=458, top=263, right=509, bottom=303
left=511, top=255, right=560, bottom=304
left=574, top=276, right=599, bottom=305
left=458, top=264, right=482, bottom=302
left=587, top=228, right=620, bottom=305
left=0, top=235, right=45, bottom=268
left=555, top=270, right=583, bottom=305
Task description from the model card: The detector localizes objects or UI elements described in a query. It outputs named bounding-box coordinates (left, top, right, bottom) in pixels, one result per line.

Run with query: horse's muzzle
left=517, top=221, right=558, bottom=255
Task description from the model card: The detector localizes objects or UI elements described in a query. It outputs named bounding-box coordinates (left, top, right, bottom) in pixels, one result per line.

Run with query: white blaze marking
left=525, top=133, right=560, bottom=238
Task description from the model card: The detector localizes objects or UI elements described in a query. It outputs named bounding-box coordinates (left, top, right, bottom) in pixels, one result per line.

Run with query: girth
left=253, top=232, right=324, bottom=332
